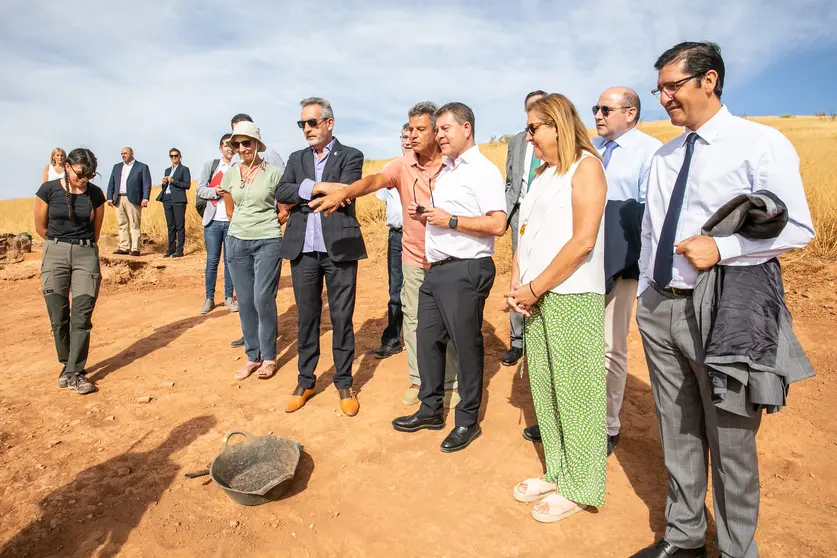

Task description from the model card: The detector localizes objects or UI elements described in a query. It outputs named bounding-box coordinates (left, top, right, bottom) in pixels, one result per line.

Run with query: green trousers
left=40, top=240, right=101, bottom=376
left=524, top=291, right=607, bottom=507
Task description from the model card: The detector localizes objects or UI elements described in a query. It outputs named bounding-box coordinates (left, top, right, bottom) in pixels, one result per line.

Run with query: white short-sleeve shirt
left=425, top=145, right=506, bottom=263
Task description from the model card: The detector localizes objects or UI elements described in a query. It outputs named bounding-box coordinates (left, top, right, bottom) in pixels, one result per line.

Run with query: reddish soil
left=0, top=238, right=835, bottom=557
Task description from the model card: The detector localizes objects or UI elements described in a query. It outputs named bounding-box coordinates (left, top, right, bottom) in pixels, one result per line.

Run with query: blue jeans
left=204, top=220, right=233, bottom=300
left=225, top=236, right=282, bottom=362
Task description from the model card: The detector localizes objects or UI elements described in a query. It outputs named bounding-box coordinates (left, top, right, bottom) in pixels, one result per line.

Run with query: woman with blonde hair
left=505, top=93, right=608, bottom=522
left=42, top=148, right=66, bottom=182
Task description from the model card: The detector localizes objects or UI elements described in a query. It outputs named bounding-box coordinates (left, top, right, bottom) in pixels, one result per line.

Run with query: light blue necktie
left=602, top=140, right=618, bottom=169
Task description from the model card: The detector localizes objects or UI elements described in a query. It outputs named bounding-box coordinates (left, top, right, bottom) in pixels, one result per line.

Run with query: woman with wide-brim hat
left=221, top=121, right=285, bottom=380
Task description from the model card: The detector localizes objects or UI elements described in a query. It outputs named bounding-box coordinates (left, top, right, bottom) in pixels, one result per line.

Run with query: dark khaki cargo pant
left=40, top=240, right=101, bottom=376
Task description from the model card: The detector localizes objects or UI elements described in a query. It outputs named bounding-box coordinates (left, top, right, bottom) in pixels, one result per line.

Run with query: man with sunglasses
left=590, top=87, right=662, bottom=458
left=631, top=42, right=814, bottom=558
left=309, top=101, right=461, bottom=410
left=106, top=147, right=152, bottom=256
left=158, top=148, right=191, bottom=257
left=275, top=97, right=365, bottom=417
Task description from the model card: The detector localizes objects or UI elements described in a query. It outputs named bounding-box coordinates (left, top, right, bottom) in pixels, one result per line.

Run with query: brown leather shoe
left=285, top=386, right=316, bottom=413
left=338, top=388, right=359, bottom=417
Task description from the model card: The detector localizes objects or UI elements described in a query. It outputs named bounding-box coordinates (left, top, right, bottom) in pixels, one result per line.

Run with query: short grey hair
left=408, top=101, right=439, bottom=130
left=401, top=122, right=410, bottom=132
left=300, top=97, right=334, bottom=119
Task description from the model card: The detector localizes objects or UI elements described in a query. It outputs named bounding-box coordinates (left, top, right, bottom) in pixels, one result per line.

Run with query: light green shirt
left=223, top=164, right=284, bottom=240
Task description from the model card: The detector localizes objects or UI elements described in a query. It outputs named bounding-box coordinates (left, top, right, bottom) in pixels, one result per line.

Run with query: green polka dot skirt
left=524, top=291, right=607, bottom=507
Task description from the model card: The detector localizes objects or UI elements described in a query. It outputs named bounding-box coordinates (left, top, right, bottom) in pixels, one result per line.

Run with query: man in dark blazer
left=106, top=147, right=152, bottom=256
left=275, top=97, right=365, bottom=417
left=157, top=148, right=191, bottom=257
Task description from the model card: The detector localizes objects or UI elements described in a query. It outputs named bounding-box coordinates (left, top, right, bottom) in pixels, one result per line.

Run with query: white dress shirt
left=518, top=152, right=606, bottom=295
left=639, top=105, right=815, bottom=293
left=165, top=165, right=178, bottom=196
left=593, top=127, right=662, bottom=203
left=376, top=187, right=404, bottom=229
left=212, top=161, right=231, bottom=222
left=425, top=145, right=506, bottom=263
left=119, top=160, right=135, bottom=194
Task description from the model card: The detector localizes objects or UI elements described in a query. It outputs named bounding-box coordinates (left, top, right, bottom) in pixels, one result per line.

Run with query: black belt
left=389, top=227, right=403, bottom=232
left=653, top=283, right=693, bottom=297
left=49, top=237, right=97, bottom=247
left=430, top=256, right=464, bottom=268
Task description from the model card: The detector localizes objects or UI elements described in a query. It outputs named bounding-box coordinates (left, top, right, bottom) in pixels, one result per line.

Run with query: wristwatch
left=448, top=215, right=458, bottom=229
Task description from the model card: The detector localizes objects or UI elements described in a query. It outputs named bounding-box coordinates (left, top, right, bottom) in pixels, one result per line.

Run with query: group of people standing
left=33, top=40, right=816, bottom=557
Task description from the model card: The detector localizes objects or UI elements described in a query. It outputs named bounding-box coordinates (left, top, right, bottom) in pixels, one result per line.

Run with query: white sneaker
left=224, top=297, right=239, bottom=312
left=200, top=299, right=214, bottom=314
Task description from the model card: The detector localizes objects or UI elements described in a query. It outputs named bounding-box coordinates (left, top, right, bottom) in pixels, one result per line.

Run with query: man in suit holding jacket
left=157, top=147, right=191, bottom=257
left=106, top=147, right=152, bottom=256
left=275, top=97, right=365, bottom=417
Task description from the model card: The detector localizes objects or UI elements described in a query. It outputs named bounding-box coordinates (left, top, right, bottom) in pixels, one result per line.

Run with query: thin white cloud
left=1, top=0, right=835, bottom=199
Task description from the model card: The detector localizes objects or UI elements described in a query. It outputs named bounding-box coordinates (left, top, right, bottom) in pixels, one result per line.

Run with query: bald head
left=121, top=147, right=134, bottom=164
left=594, top=87, right=641, bottom=141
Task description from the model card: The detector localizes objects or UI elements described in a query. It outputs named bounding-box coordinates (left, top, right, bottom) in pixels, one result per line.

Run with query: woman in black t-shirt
left=34, top=148, right=106, bottom=395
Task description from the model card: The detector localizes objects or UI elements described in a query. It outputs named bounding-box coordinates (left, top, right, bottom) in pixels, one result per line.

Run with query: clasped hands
left=504, top=282, right=540, bottom=317
left=307, top=182, right=354, bottom=214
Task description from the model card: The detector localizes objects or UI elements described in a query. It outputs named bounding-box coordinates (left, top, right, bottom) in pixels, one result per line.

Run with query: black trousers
left=290, top=252, right=358, bottom=390
left=163, top=201, right=186, bottom=254
left=380, top=228, right=403, bottom=347
left=417, top=257, right=495, bottom=427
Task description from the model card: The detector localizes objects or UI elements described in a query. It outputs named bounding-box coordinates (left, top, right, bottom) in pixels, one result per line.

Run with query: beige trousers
left=401, top=262, right=457, bottom=389
left=605, top=277, right=638, bottom=436
left=115, top=197, right=142, bottom=251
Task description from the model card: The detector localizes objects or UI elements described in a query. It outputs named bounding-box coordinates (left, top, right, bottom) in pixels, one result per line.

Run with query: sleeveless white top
left=47, top=166, right=65, bottom=181
left=517, top=151, right=606, bottom=295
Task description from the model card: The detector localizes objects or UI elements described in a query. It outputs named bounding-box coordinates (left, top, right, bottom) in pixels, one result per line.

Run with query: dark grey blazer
left=504, top=131, right=528, bottom=218
left=157, top=165, right=191, bottom=204
left=274, top=139, right=366, bottom=263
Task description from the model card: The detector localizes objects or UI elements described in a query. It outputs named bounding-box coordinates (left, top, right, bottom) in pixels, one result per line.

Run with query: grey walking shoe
left=200, top=299, right=214, bottom=315
left=66, top=373, right=97, bottom=395
left=58, top=374, right=69, bottom=388
left=224, top=297, right=239, bottom=312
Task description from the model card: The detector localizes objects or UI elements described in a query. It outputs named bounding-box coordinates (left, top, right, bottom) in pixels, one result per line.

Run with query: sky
left=2, top=0, right=836, bottom=200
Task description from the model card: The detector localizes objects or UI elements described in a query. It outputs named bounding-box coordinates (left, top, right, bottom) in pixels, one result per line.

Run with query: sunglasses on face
left=231, top=139, right=253, bottom=149
left=169, top=153, right=180, bottom=159
left=592, top=105, right=628, bottom=117
left=69, top=166, right=94, bottom=180
left=297, top=118, right=326, bottom=129
left=525, top=121, right=553, bottom=136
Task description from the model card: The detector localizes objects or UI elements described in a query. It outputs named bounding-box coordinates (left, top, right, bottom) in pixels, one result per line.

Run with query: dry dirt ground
left=0, top=237, right=835, bottom=557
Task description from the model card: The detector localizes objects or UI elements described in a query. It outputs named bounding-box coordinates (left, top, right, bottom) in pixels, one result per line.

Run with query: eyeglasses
left=169, top=153, right=180, bottom=159
left=297, top=118, right=326, bottom=129
left=68, top=165, right=94, bottom=181
left=525, top=121, right=553, bottom=136
left=412, top=177, right=436, bottom=214
left=652, top=74, right=704, bottom=100
left=592, top=105, right=630, bottom=117
left=231, top=139, right=253, bottom=149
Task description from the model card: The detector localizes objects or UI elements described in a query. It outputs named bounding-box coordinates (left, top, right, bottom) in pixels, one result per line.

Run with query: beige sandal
left=234, top=361, right=262, bottom=381
left=256, top=360, right=277, bottom=379
left=513, top=477, right=558, bottom=503
left=531, top=493, right=587, bottom=523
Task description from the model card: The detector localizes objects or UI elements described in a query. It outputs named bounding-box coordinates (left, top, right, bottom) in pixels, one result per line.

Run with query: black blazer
left=157, top=166, right=192, bottom=204
left=106, top=161, right=152, bottom=205
left=275, top=139, right=366, bottom=262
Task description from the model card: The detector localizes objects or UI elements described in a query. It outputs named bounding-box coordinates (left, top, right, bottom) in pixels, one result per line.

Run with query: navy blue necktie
left=653, top=132, right=698, bottom=288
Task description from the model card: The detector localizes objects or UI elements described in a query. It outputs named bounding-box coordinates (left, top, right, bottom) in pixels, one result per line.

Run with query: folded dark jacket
left=694, top=190, right=814, bottom=417
left=603, top=199, right=643, bottom=294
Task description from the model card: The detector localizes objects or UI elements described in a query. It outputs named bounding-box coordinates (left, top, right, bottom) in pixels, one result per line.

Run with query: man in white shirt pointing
left=631, top=42, right=814, bottom=558
left=392, top=102, right=507, bottom=453
left=591, top=86, right=662, bottom=456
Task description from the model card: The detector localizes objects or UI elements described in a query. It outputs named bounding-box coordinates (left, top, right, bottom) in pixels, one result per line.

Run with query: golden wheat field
left=2, top=116, right=835, bottom=270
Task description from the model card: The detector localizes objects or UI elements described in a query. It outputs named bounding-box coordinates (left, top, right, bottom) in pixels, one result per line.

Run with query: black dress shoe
left=629, top=539, right=707, bottom=558
left=502, top=347, right=523, bottom=366
left=171, top=252, right=184, bottom=258
left=607, top=433, right=621, bottom=456
left=440, top=425, right=482, bottom=453
left=113, top=249, right=129, bottom=255
left=163, top=252, right=173, bottom=258
left=392, top=412, right=445, bottom=433
left=523, top=425, right=541, bottom=442
left=130, top=250, right=141, bottom=257
left=374, top=343, right=403, bottom=359
left=230, top=337, right=245, bottom=348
